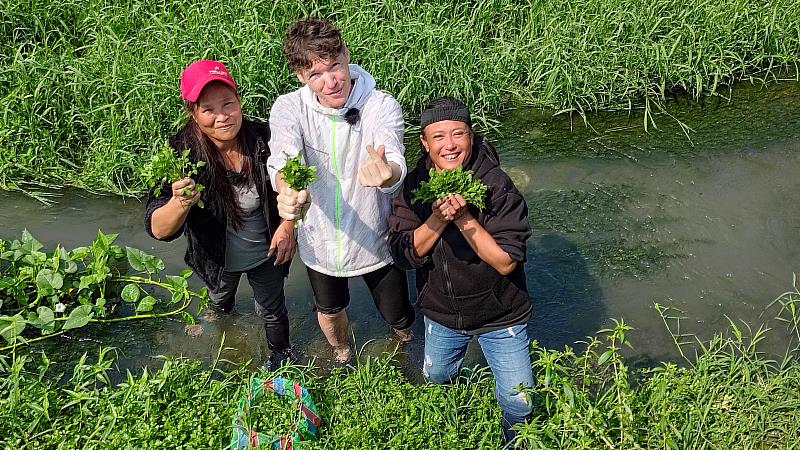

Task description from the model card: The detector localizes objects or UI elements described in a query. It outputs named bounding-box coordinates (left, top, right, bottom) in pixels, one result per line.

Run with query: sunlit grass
left=2, top=301, right=798, bottom=449
left=1, top=0, right=799, bottom=195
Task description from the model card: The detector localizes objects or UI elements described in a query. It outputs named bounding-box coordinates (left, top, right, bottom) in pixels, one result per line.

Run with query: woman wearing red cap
left=145, top=59, right=297, bottom=369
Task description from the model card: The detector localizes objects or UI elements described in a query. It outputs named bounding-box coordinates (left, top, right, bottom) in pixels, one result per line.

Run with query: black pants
left=306, top=264, right=415, bottom=330
left=208, top=260, right=290, bottom=352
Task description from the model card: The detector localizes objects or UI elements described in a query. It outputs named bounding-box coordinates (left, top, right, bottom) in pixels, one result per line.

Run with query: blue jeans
left=423, top=316, right=534, bottom=443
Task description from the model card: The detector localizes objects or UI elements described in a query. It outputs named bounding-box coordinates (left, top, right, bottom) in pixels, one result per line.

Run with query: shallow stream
left=2, top=80, right=798, bottom=375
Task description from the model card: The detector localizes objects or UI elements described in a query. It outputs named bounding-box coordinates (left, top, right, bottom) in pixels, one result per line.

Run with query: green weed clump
left=277, top=153, right=317, bottom=191
left=529, top=183, right=684, bottom=278
left=412, top=167, right=488, bottom=210
left=1, top=0, right=799, bottom=196
left=141, top=142, right=206, bottom=205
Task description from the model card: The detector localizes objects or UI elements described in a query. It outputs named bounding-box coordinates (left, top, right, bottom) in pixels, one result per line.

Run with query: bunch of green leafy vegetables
left=142, top=141, right=206, bottom=207
left=278, top=153, right=317, bottom=191
left=412, top=167, right=488, bottom=210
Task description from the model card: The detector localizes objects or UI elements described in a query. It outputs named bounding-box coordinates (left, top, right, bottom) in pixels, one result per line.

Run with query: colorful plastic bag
left=229, top=377, right=321, bottom=449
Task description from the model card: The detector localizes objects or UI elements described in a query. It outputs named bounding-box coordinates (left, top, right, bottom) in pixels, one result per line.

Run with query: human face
left=191, top=82, right=242, bottom=149
left=295, top=49, right=351, bottom=109
left=421, top=120, right=473, bottom=171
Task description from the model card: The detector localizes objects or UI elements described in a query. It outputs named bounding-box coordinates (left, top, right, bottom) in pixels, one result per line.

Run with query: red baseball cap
left=180, top=59, right=237, bottom=102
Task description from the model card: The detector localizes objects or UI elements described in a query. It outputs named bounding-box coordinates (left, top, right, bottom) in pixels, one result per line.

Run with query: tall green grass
left=1, top=0, right=799, bottom=195
left=2, top=307, right=798, bottom=449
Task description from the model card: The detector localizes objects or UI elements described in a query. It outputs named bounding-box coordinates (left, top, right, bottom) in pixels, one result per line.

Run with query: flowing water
left=2, top=80, right=799, bottom=375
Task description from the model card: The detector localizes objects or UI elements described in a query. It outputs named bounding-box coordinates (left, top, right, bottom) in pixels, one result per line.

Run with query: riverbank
left=2, top=306, right=798, bottom=449
left=2, top=0, right=799, bottom=195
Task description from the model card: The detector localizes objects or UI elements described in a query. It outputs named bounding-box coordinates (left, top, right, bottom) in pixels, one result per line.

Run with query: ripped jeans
left=422, top=316, right=534, bottom=443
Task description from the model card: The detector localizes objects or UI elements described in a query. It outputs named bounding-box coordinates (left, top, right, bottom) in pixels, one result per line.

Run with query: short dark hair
left=283, top=17, right=345, bottom=72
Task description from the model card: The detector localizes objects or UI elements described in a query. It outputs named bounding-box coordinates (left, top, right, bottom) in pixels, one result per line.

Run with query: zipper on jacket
left=437, top=237, right=460, bottom=329
left=329, top=115, right=343, bottom=275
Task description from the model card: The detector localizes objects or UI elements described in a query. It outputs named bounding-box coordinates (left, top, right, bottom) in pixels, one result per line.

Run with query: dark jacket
left=388, top=135, right=532, bottom=333
left=144, top=119, right=287, bottom=291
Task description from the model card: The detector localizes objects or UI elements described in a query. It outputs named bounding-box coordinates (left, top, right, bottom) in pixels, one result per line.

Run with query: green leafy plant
left=142, top=141, right=206, bottom=207
left=278, top=153, right=317, bottom=191
left=0, top=230, right=209, bottom=352
left=412, top=167, right=488, bottom=210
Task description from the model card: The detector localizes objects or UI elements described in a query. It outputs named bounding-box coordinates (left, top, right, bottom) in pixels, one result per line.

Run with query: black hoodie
left=388, top=134, right=532, bottom=333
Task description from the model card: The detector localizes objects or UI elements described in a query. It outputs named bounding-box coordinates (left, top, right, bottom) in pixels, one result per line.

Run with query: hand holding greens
left=412, top=167, right=488, bottom=211
left=278, top=153, right=317, bottom=191
left=143, top=141, right=206, bottom=207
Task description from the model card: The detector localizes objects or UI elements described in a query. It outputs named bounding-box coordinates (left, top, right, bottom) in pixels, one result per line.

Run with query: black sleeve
left=483, top=186, right=531, bottom=263
left=144, top=182, right=185, bottom=242
left=388, top=183, right=431, bottom=270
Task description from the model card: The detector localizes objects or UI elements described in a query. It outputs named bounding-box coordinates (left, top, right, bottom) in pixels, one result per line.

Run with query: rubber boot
left=264, top=321, right=294, bottom=370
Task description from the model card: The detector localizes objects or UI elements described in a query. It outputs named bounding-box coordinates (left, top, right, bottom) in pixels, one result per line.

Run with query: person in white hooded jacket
left=267, top=17, right=415, bottom=364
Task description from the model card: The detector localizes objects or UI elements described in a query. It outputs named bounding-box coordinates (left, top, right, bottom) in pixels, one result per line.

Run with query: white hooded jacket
left=267, top=65, right=407, bottom=277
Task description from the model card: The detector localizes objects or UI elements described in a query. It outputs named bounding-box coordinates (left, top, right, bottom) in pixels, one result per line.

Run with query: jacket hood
left=299, top=64, right=376, bottom=115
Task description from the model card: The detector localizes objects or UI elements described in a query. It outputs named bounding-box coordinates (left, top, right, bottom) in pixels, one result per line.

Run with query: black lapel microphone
left=344, top=108, right=360, bottom=126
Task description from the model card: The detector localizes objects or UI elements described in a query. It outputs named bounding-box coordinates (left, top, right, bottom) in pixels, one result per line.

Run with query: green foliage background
left=2, top=313, right=799, bottom=449
left=1, top=0, right=799, bottom=195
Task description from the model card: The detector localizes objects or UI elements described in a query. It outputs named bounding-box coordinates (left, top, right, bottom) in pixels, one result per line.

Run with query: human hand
left=357, top=144, right=393, bottom=187
left=431, top=198, right=451, bottom=224
left=445, top=194, right=471, bottom=224
left=269, top=220, right=297, bottom=265
left=170, top=177, right=201, bottom=209
left=276, top=185, right=310, bottom=221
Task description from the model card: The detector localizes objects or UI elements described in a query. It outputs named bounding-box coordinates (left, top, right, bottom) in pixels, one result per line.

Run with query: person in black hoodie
left=388, top=97, right=533, bottom=446
left=145, top=59, right=297, bottom=370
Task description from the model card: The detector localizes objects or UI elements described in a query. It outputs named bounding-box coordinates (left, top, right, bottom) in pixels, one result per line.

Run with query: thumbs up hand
left=358, top=144, right=393, bottom=187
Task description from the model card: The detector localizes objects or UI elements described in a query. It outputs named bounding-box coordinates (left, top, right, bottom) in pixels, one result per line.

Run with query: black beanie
left=420, top=98, right=471, bottom=130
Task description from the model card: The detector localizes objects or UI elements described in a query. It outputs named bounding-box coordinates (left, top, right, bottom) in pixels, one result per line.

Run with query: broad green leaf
left=125, top=247, right=147, bottom=272
left=108, top=245, right=125, bottom=260
left=121, top=284, right=140, bottom=303
left=171, top=290, right=185, bottom=304
left=37, top=306, right=55, bottom=324
left=0, top=314, right=27, bottom=343
left=179, top=269, right=193, bottom=278
left=21, top=230, right=44, bottom=253
left=143, top=255, right=165, bottom=274
left=166, top=275, right=188, bottom=292
left=69, top=246, right=90, bottom=260
left=62, top=259, right=78, bottom=274
left=62, top=305, right=93, bottom=330
left=78, top=274, right=98, bottom=291
left=22, top=251, right=47, bottom=266
left=136, top=296, right=157, bottom=313
left=28, top=307, right=55, bottom=331
left=0, top=277, right=14, bottom=289
left=36, top=269, right=64, bottom=297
